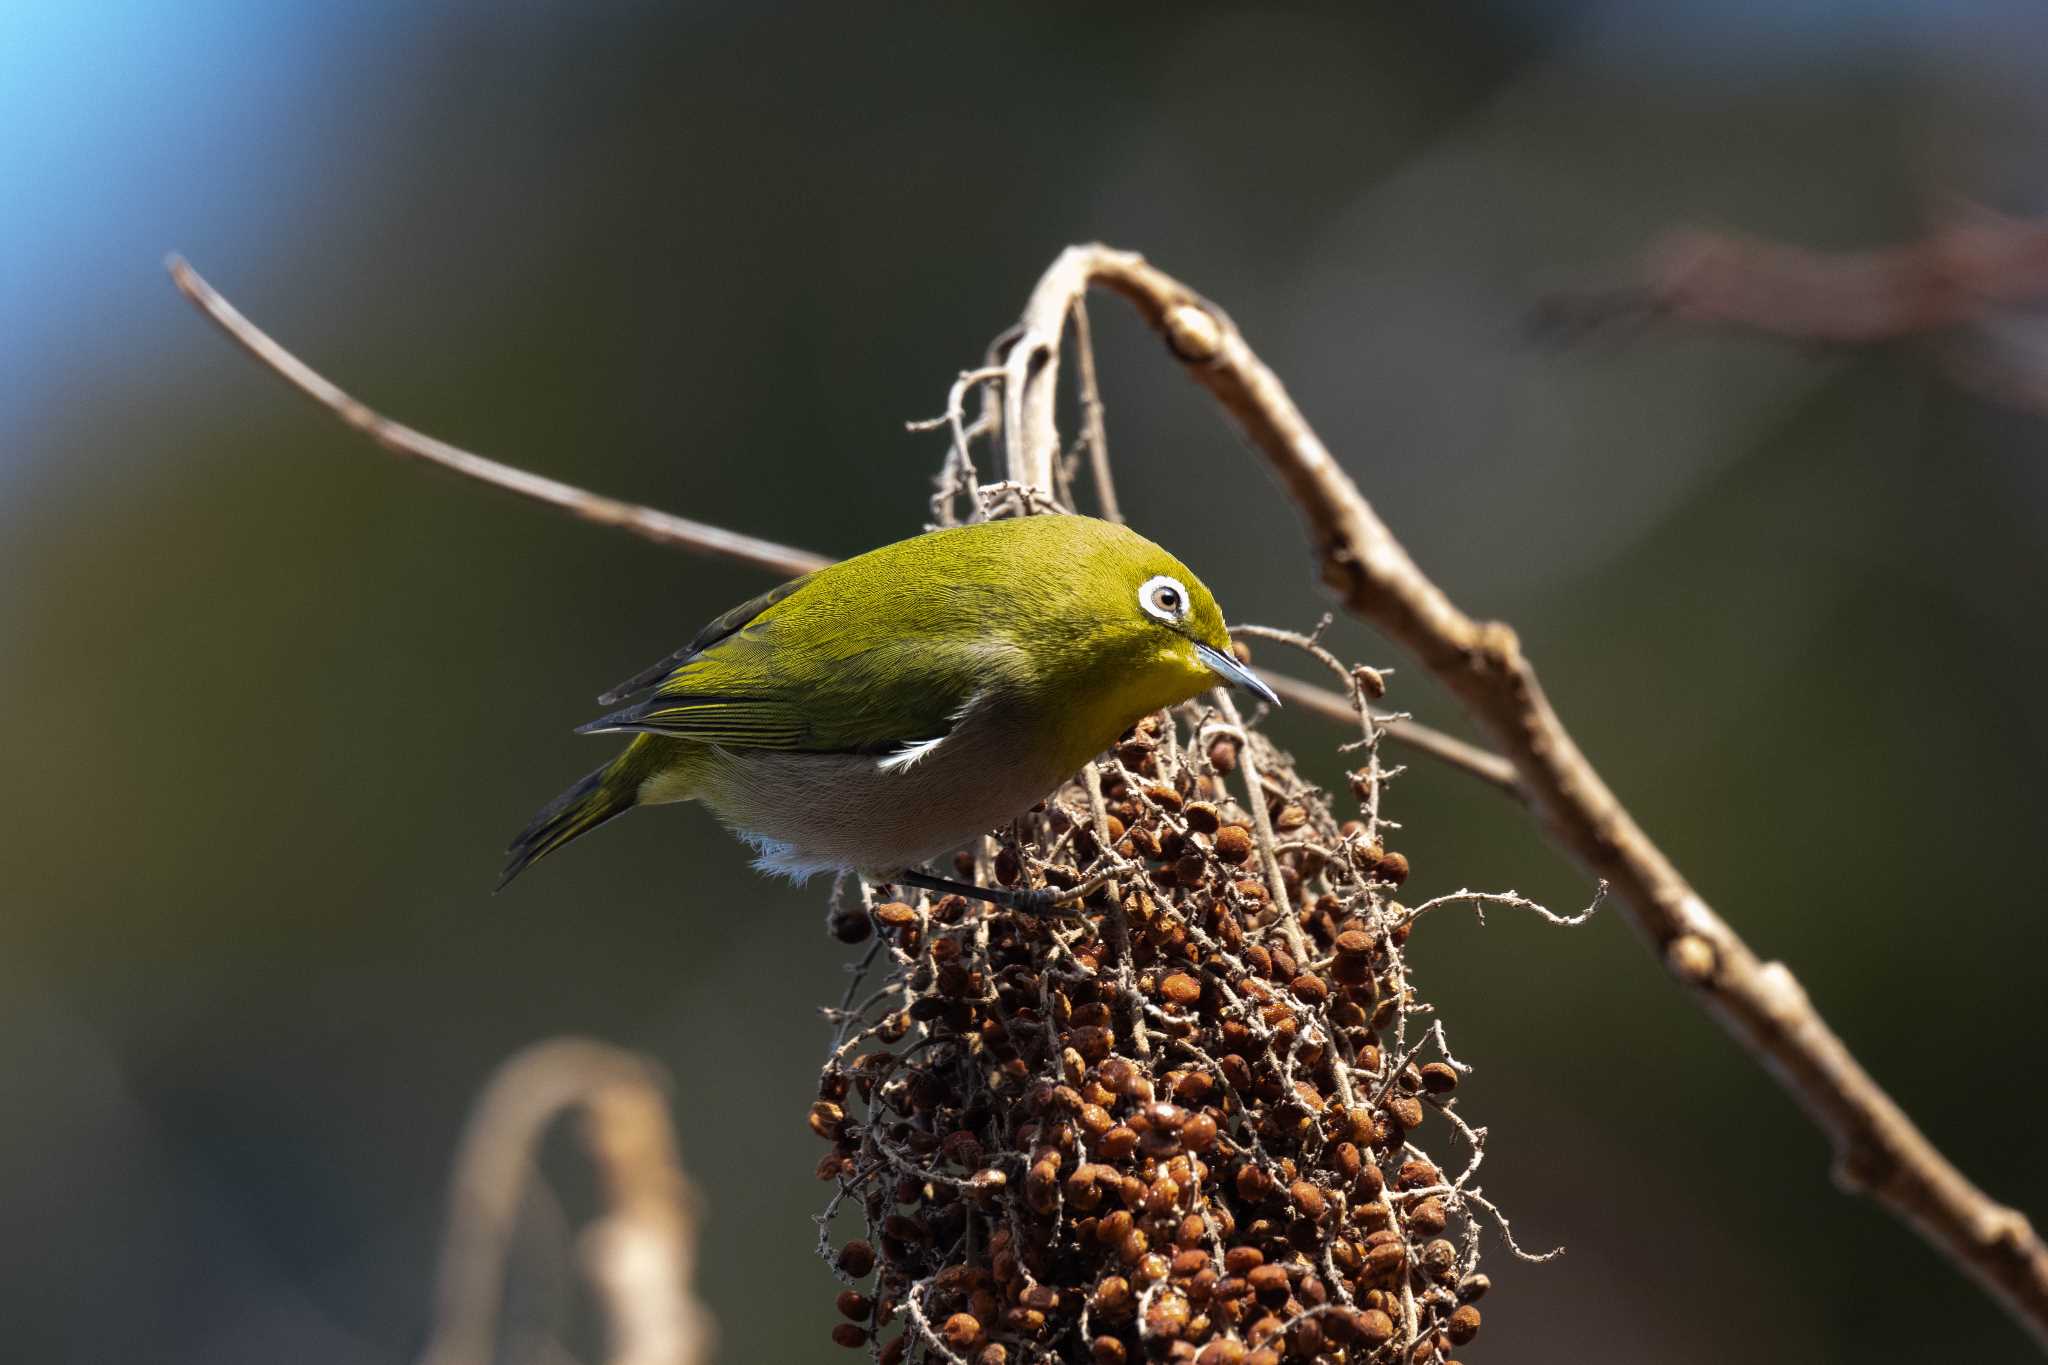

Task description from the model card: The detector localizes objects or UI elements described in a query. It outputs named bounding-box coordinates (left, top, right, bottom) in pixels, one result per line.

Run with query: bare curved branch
left=167, top=256, right=828, bottom=579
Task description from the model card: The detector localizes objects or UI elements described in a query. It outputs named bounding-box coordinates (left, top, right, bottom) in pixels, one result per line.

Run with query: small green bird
left=499, top=514, right=1276, bottom=899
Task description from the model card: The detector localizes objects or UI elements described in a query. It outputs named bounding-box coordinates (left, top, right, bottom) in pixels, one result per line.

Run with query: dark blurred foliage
left=4, top=3, right=2046, bottom=1362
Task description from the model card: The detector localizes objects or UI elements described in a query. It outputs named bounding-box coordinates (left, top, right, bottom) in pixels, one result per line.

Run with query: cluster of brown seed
left=811, top=687, right=1499, bottom=1364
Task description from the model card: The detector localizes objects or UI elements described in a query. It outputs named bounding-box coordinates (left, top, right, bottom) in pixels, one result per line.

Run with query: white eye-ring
left=1138, top=574, right=1190, bottom=624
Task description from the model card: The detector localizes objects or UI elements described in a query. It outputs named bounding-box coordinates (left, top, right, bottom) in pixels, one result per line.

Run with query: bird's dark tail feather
left=498, top=757, right=636, bottom=890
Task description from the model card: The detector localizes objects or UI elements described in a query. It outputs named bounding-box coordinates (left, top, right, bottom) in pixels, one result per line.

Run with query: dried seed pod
left=811, top=663, right=1527, bottom=1359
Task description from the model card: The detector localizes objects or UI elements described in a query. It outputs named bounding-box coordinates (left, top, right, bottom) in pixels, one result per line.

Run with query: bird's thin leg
left=894, top=869, right=1065, bottom=915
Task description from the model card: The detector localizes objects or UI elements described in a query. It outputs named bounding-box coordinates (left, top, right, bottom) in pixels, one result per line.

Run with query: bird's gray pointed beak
left=1197, top=643, right=1281, bottom=708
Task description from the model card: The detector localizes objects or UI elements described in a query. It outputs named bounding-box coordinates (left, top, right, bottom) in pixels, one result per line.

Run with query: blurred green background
left=6, top=3, right=2046, bottom=1361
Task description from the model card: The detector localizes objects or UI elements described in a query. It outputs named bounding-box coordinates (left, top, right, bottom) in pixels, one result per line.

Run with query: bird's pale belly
left=681, top=716, right=1077, bottom=880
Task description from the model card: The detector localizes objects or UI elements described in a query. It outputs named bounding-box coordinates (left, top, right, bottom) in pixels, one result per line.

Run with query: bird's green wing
left=596, top=571, right=816, bottom=705
left=577, top=563, right=1012, bottom=754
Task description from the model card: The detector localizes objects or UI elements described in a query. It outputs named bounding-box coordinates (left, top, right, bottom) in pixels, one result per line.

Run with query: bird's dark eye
left=1138, top=574, right=1190, bottom=622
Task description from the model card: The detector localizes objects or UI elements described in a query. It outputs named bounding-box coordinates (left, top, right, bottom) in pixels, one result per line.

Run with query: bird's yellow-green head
left=927, top=515, right=1277, bottom=769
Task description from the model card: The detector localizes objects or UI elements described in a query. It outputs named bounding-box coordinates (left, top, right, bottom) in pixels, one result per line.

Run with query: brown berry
left=941, top=1313, right=982, bottom=1351
left=808, top=1100, right=845, bottom=1140
left=1213, top=826, right=1254, bottom=864
left=1420, top=1061, right=1459, bottom=1093
left=1447, top=1305, right=1481, bottom=1344
left=1407, top=1197, right=1447, bottom=1236
left=1356, top=1309, right=1396, bottom=1346
left=831, top=1322, right=868, bottom=1348
left=1246, top=1263, right=1290, bottom=1298
left=836, top=1240, right=876, bottom=1278
left=1097, top=1125, right=1138, bottom=1159
left=1144, top=1288, right=1191, bottom=1338
left=1160, top=972, right=1202, bottom=1006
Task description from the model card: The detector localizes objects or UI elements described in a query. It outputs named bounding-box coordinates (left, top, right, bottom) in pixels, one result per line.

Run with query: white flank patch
left=736, top=828, right=841, bottom=881
left=876, top=734, right=948, bottom=773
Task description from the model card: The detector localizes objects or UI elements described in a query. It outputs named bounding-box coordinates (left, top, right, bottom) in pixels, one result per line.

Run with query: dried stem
left=1068, top=297, right=1123, bottom=525
left=418, top=1038, right=712, bottom=1365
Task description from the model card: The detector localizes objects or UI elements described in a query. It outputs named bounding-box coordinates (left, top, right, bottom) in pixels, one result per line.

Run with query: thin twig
left=1397, top=886, right=1606, bottom=930
left=1256, top=670, right=1523, bottom=797
left=166, top=256, right=827, bottom=579
left=1018, top=242, right=2048, bottom=1350
left=1210, top=690, right=1310, bottom=962
left=1069, top=296, right=1123, bottom=524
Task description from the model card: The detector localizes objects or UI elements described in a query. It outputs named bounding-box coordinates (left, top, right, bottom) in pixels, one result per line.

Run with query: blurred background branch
left=419, top=1038, right=710, bottom=1365
left=1532, top=209, right=2048, bottom=412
